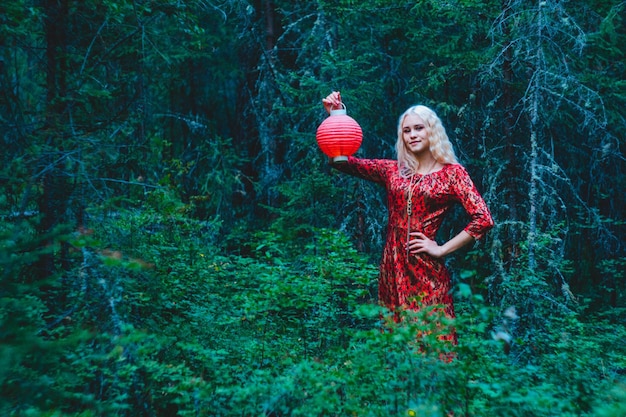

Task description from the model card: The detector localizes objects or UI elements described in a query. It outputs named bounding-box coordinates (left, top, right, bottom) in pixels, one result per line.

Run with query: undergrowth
left=1, top=195, right=625, bottom=416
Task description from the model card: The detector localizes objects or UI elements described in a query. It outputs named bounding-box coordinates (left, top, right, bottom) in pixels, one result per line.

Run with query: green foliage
left=0, top=220, right=87, bottom=415
left=1, top=0, right=624, bottom=415
left=4, top=195, right=625, bottom=415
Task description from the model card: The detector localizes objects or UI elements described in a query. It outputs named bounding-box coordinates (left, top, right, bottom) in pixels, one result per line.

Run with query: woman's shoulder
left=437, top=163, right=473, bottom=184
left=441, top=163, right=468, bottom=175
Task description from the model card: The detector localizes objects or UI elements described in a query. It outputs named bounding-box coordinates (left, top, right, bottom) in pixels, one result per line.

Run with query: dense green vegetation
left=1, top=0, right=624, bottom=415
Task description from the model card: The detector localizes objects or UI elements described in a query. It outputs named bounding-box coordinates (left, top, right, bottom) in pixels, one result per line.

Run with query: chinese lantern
left=316, top=104, right=362, bottom=162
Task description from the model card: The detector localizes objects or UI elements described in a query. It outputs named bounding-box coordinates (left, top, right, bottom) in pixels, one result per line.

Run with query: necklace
left=406, top=160, right=438, bottom=256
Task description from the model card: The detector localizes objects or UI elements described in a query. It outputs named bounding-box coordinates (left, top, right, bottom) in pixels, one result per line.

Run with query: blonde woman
left=323, top=92, right=493, bottom=343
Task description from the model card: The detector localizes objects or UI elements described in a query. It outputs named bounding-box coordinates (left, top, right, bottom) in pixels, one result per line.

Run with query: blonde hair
left=395, top=105, right=458, bottom=177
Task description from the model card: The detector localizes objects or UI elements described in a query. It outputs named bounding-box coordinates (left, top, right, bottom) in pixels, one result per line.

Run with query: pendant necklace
left=406, top=160, right=438, bottom=256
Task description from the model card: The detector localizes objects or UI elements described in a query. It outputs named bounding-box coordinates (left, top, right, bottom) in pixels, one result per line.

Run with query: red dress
left=334, top=157, right=493, bottom=322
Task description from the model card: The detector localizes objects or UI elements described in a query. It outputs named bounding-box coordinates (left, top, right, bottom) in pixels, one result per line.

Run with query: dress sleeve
left=450, top=165, right=494, bottom=240
left=330, top=156, right=393, bottom=185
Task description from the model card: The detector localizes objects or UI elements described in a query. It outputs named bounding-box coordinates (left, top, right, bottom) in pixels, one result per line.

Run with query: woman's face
left=401, top=113, right=431, bottom=156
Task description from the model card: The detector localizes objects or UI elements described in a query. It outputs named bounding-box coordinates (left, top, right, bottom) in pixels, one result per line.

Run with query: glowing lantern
left=316, top=104, right=362, bottom=162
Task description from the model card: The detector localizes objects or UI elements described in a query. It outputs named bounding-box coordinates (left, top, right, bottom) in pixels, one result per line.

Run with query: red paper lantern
left=316, top=105, right=362, bottom=162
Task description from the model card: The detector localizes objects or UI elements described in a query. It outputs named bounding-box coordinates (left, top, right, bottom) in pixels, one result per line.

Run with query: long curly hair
left=395, top=105, right=458, bottom=177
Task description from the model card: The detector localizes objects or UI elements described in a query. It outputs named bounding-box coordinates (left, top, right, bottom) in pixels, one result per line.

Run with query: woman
left=323, top=92, right=493, bottom=342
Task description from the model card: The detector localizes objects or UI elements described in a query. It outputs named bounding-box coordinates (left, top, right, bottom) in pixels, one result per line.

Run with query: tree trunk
left=527, top=86, right=539, bottom=272
left=38, top=0, right=70, bottom=278
left=501, top=0, right=520, bottom=268
left=526, top=2, right=546, bottom=273
left=264, top=0, right=276, bottom=51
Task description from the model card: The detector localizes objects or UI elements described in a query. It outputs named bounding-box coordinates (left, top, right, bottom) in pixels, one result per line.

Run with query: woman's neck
left=415, top=154, right=439, bottom=175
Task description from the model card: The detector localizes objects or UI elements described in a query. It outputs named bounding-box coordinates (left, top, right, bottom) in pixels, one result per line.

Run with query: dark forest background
left=1, top=0, right=625, bottom=415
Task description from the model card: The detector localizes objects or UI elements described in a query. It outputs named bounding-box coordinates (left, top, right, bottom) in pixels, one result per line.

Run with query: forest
left=1, top=0, right=625, bottom=415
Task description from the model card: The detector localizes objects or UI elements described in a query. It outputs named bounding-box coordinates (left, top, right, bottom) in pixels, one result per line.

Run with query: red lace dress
left=334, top=157, right=493, bottom=325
